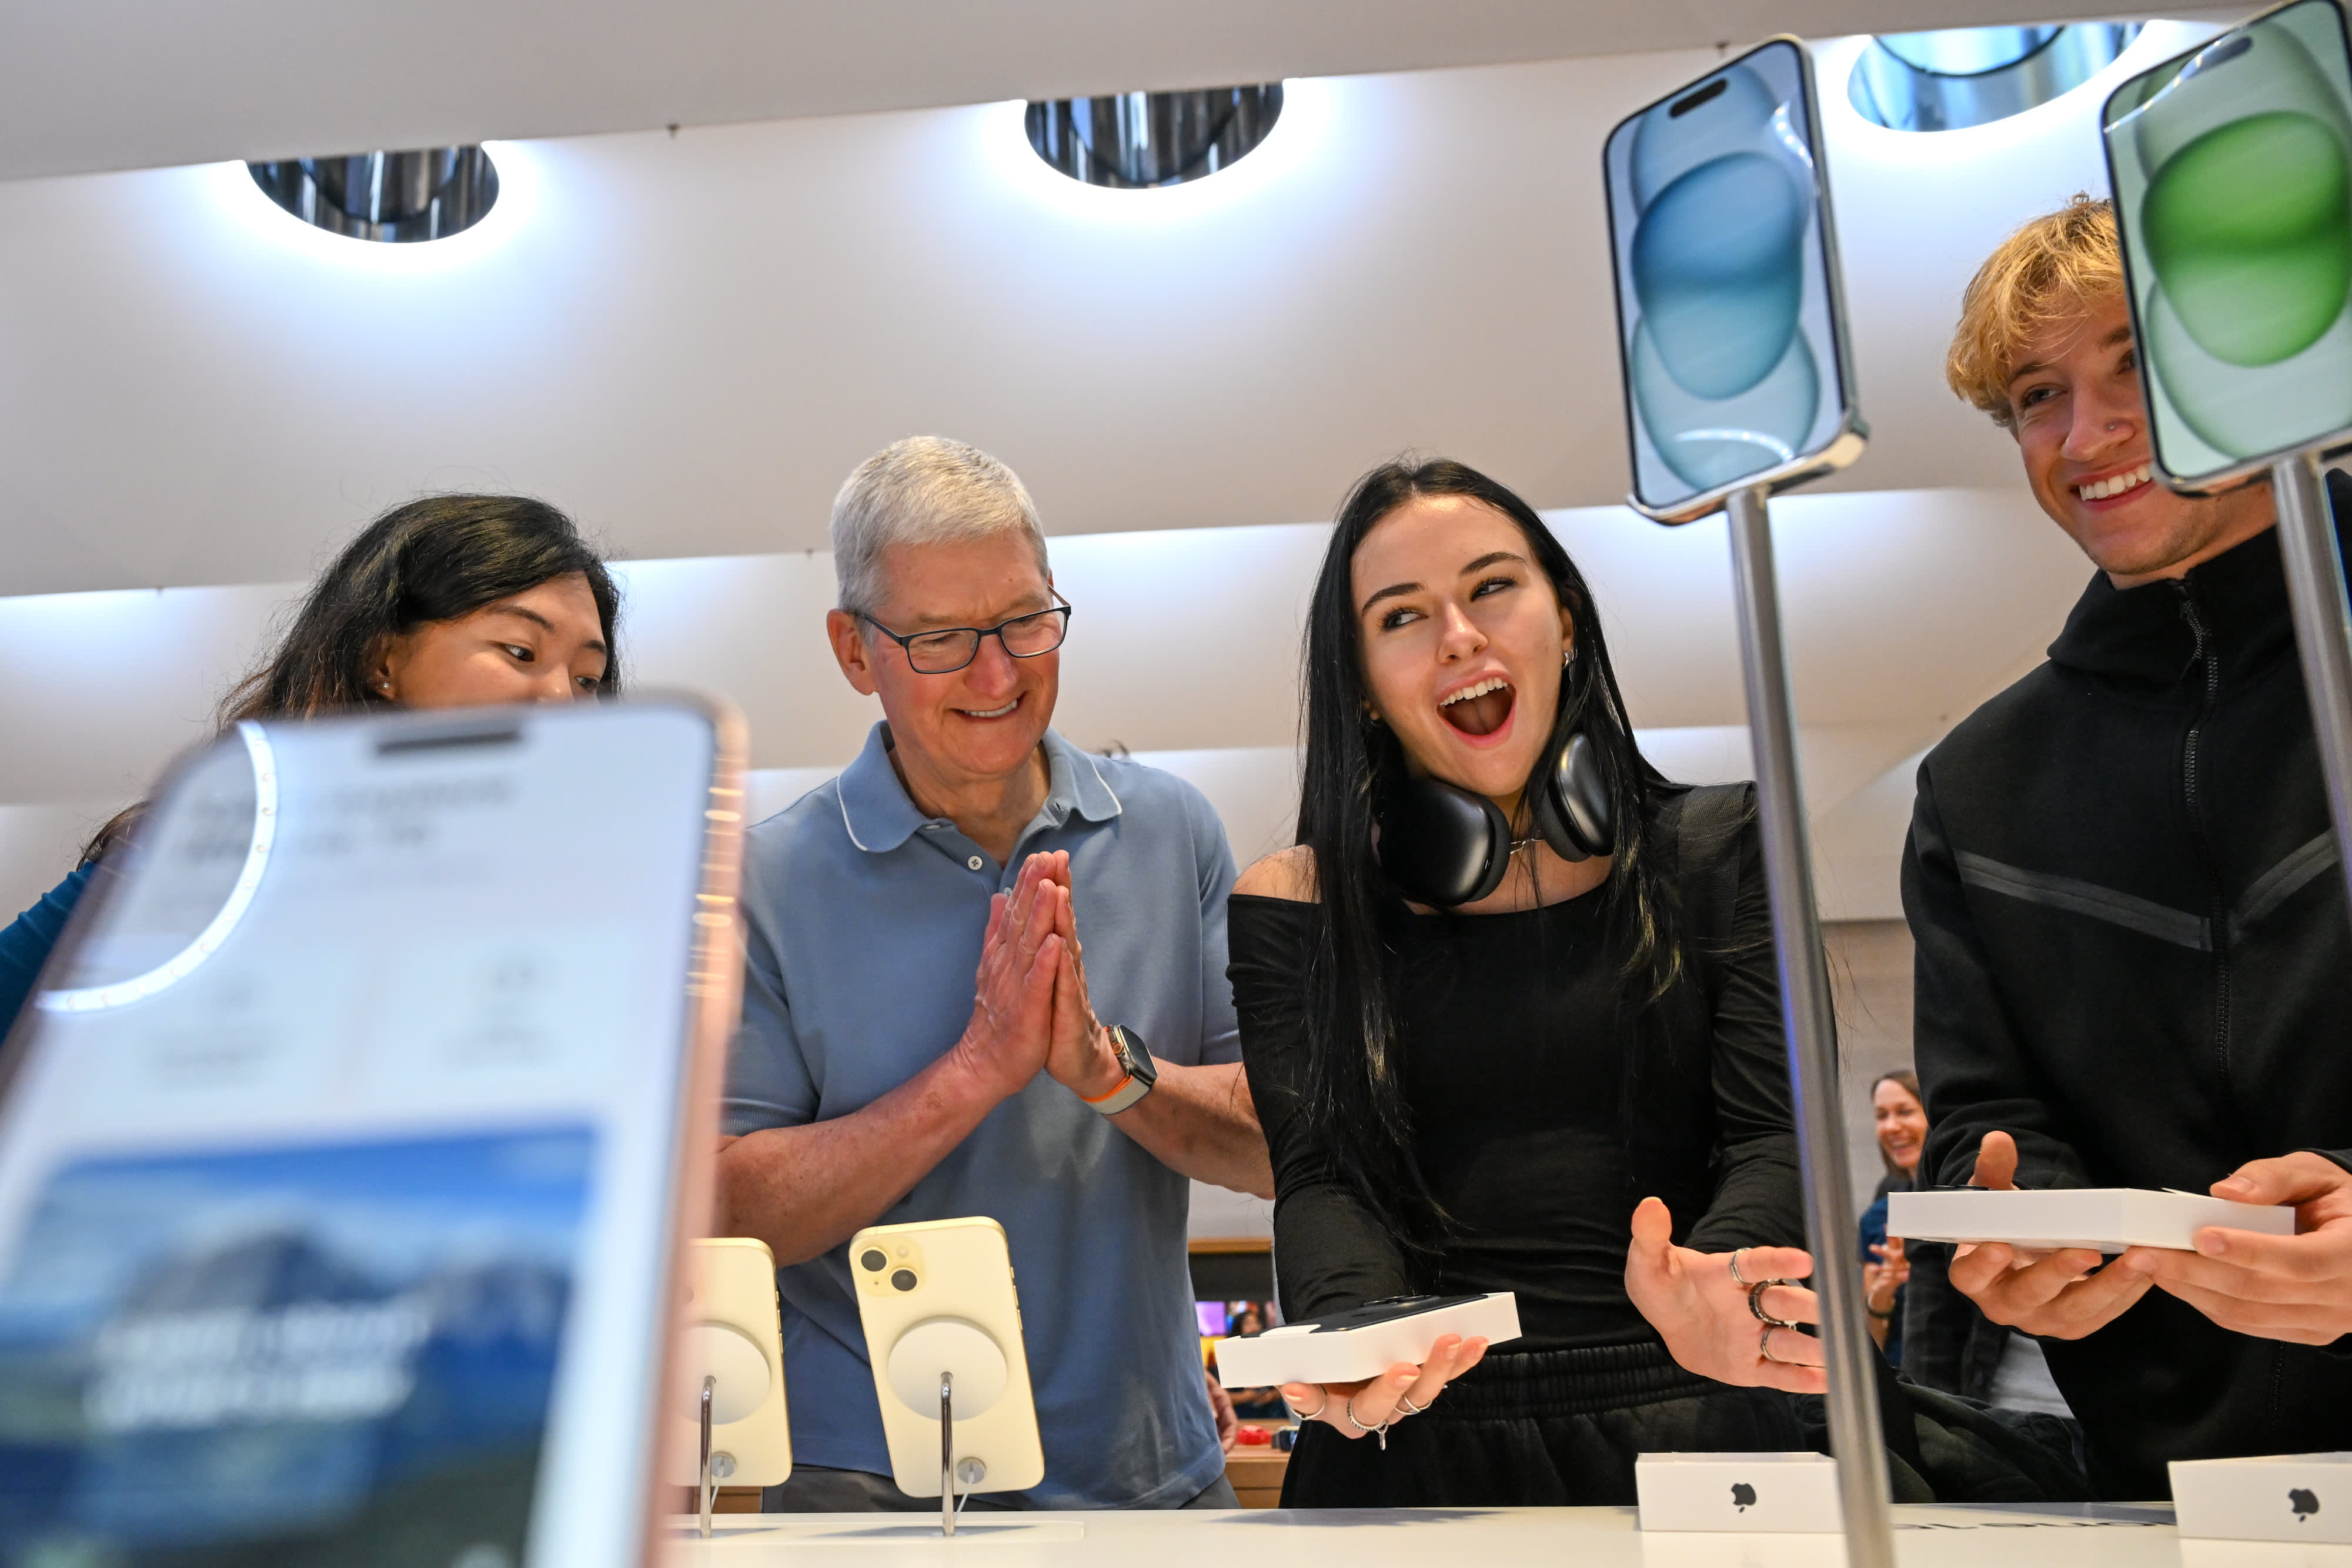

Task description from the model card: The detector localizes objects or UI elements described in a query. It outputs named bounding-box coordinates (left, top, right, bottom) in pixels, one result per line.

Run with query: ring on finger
left=1747, top=1278, right=1805, bottom=1330
left=1343, top=1393, right=1392, bottom=1451
left=1285, top=1389, right=1328, bottom=1420
left=1759, top=1324, right=1806, bottom=1365
left=1396, top=1392, right=1429, bottom=1417
left=1729, top=1248, right=1753, bottom=1287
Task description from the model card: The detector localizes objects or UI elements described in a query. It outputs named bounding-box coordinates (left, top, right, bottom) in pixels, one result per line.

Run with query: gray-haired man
left=717, top=437, right=1272, bottom=1510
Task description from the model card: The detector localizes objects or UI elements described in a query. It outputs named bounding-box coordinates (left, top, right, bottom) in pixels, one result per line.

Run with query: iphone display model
left=1602, top=36, right=1868, bottom=523
left=2103, top=0, right=2352, bottom=489
left=671, top=1238, right=793, bottom=1492
left=848, top=1216, right=1045, bottom=1499
left=0, top=697, right=744, bottom=1568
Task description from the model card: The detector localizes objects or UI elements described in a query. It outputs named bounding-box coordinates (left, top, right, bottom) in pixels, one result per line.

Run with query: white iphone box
left=2173, top=1453, right=2352, bottom=1542
left=1635, top=1452, right=1842, bottom=1533
left=1212, top=1293, right=1519, bottom=1389
left=1889, top=1188, right=2294, bottom=1253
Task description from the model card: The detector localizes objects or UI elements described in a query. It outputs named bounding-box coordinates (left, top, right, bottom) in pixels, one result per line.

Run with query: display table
left=667, top=1500, right=2352, bottom=1566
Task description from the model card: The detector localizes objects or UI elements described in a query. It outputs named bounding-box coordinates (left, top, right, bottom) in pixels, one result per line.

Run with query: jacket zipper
left=2178, top=588, right=2234, bottom=1104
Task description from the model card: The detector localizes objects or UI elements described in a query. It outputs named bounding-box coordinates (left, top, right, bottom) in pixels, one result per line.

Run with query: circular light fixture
left=1025, top=85, right=1283, bottom=188
left=1849, top=23, right=2143, bottom=132
left=246, top=146, right=499, bottom=242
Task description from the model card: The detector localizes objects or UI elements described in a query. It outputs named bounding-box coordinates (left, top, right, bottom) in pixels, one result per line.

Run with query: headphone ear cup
left=1532, top=730, right=1616, bottom=862
left=1374, top=773, right=1512, bottom=907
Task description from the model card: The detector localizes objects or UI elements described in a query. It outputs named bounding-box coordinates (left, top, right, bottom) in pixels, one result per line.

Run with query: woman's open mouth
left=1439, top=676, right=1515, bottom=738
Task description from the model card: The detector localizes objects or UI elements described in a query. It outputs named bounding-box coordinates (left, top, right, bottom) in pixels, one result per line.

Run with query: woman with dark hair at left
left=0, top=493, right=620, bottom=1035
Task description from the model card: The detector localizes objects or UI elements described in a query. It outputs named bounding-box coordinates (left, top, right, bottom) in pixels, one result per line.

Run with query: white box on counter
left=1888, top=1187, right=2294, bottom=1253
left=2173, top=1453, right=2352, bottom=1542
left=1634, top=1452, right=1842, bottom=1533
left=1211, top=1293, right=1519, bottom=1389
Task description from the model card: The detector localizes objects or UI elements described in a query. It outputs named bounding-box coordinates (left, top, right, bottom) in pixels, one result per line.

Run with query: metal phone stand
left=694, top=1373, right=740, bottom=1538
left=1723, top=485, right=1895, bottom=1568
left=2271, top=452, right=2352, bottom=916
left=696, top=1375, right=719, bottom=1539
left=940, top=1372, right=958, bottom=1537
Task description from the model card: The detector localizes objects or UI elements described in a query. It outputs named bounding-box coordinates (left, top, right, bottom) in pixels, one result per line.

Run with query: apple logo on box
left=1730, top=1482, right=1756, bottom=1512
left=2291, top=1487, right=2320, bottom=1522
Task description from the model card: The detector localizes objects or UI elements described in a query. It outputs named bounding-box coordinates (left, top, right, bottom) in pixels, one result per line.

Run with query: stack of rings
left=1284, top=1385, right=1435, bottom=1453
left=1730, top=1248, right=1808, bottom=1365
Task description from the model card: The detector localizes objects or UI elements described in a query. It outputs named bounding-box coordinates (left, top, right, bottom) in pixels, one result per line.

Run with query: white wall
left=0, top=486, right=2095, bottom=922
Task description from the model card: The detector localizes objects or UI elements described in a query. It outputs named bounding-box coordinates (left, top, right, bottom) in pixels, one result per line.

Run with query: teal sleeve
left=0, top=864, right=92, bottom=1038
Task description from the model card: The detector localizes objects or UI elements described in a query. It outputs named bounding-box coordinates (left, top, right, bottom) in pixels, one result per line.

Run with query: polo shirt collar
left=836, top=721, right=1123, bottom=856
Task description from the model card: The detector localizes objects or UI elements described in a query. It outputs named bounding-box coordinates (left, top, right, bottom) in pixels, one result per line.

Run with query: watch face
left=1112, top=1026, right=1156, bottom=1085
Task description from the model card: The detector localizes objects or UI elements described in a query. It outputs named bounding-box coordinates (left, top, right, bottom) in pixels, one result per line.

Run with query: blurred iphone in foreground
left=0, top=697, right=742, bottom=1568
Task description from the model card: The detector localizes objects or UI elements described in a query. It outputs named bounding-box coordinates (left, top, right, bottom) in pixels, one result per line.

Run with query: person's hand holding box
left=2141, top=1152, right=2352, bottom=1345
left=1945, top=1131, right=2159, bottom=1338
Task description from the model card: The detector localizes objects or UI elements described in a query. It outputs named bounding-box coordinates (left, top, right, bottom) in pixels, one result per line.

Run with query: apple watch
left=1080, top=1024, right=1157, bottom=1115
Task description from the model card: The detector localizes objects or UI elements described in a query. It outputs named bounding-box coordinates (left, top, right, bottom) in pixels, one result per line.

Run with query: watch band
left=1081, top=1071, right=1152, bottom=1115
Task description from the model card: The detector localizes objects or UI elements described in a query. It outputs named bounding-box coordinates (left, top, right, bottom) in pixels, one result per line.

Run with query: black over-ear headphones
left=1371, top=690, right=1616, bottom=908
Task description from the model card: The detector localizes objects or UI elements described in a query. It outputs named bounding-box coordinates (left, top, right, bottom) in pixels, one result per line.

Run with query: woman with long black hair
left=0, top=494, right=622, bottom=1034
left=1231, top=458, right=1823, bottom=1506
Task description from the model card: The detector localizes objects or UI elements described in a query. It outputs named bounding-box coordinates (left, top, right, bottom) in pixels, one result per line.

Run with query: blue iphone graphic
left=1604, top=39, right=1865, bottom=518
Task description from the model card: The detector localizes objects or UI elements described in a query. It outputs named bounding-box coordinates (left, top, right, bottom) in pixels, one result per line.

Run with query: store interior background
left=0, top=5, right=2227, bottom=1226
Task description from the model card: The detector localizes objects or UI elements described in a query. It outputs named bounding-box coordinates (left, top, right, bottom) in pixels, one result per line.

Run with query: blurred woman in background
left=1858, top=1070, right=1926, bottom=1362
left=0, top=494, right=621, bottom=1035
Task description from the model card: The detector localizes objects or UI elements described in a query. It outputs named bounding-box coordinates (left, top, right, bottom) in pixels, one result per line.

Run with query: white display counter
left=666, top=1501, right=2352, bottom=1566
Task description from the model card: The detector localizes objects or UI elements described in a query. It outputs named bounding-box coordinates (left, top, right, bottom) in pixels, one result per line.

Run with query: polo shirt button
left=967, top=855, right=984, bottom=871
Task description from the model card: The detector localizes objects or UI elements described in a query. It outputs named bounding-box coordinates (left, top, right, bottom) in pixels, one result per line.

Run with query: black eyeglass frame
left=858, top=590, right=1074, bottom=675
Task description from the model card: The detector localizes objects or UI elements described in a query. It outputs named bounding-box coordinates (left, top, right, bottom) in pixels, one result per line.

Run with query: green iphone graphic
left=2104, top=0, right=2352, bottom=485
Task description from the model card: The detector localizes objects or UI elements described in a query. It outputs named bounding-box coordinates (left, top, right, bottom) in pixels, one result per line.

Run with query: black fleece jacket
left=1903, top=485, right=2352, bottom=1500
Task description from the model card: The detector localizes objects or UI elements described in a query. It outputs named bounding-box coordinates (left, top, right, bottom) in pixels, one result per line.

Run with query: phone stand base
left=1635, top=1452, right=1842, bottom=1533
left=2173, top=1452, right=2352, bottom=1542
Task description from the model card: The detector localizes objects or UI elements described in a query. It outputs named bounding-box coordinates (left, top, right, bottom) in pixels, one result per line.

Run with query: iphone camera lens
left=890, top=1269, right=917, bottom=1292
left=860, top=1249, right=887, bottom=1272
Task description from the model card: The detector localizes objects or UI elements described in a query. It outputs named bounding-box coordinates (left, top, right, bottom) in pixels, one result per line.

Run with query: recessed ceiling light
left=1025, top=86, right=1283, bottom=188
left=1849, top=24, right=2142, bottom=132
left=246, top=147, right=499, bottom=243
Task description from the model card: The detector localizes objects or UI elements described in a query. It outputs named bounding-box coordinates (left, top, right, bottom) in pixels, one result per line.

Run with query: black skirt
left=1279, top=1340, right=1810, bottom=1508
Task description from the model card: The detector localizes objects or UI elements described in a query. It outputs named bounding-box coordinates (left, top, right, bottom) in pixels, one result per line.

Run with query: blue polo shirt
left=723, top=723, right=1239, bottom=1509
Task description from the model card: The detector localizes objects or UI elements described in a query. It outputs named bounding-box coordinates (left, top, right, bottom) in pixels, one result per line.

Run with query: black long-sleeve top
left=1231, top=788, right=1803, bottom=1353
left=1904, top=498, right=2352, bottom=1499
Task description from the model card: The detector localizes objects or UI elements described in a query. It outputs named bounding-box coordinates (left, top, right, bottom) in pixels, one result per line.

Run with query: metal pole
left=1724, top=485, right=1895, bottom=1568
left=699, top=1376, right=716, bottom=1540
left=940, top=1373, right=956, bottom=1538
left=2271, top=451, right=2352, bottom=917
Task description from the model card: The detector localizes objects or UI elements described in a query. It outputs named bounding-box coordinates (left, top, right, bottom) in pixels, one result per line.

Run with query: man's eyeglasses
left=861, top=592, right=1074, bottom=675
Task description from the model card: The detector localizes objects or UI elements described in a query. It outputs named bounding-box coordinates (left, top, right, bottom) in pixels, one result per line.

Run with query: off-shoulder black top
left=1229, top=791, right=1802, bottom=1352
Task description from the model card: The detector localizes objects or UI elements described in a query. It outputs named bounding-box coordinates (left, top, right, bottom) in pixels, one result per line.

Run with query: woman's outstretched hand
left=1624, top=1195, right=1826, bottom=1394
left=1276, top=1333, right=1489, bottom=1442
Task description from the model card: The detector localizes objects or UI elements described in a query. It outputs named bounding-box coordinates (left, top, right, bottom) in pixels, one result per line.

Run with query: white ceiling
left=0, top=10, right=2196, bottom=928
left=4, top=0, right=2154, bottom=182
left=0, top=24, right=2210, bottom=600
